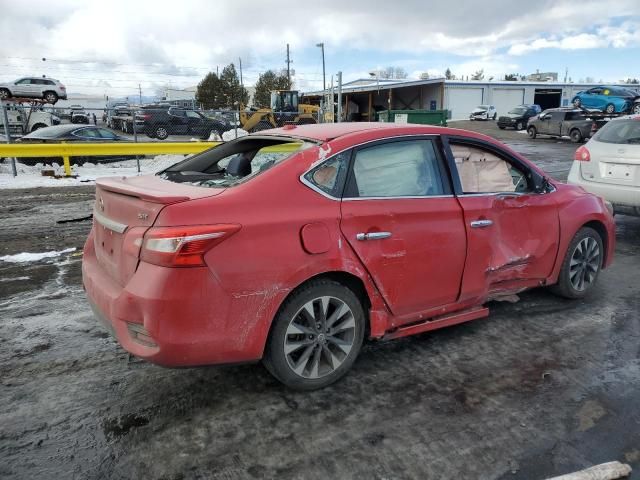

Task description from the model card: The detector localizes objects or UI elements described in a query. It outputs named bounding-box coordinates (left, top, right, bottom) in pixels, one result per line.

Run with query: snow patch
left=0, top=154, right=185, bottom=189
left=1, top=248, right=76, bottom=263
left=222, top=129, right=248, bottom=141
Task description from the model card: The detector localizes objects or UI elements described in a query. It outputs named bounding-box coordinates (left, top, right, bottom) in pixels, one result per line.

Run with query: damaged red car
left=82, top=123, right=615, bottom=390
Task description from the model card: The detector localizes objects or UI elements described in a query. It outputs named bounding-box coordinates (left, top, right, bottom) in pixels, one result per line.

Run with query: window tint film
left=349, top=140, right=444, bottom=197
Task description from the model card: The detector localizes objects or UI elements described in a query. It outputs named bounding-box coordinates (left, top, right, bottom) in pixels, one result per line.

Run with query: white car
left=568, top=116, right=640, bottom=216
left=0, top=77, right=67, bottom=104
left=469, top=105, right=497, bottom=120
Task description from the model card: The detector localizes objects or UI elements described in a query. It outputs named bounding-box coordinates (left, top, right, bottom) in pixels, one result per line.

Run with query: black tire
left=492, top=113, right=497, bottom=120
left=527, top=126, right=537, bottom=139
left=263, top=279, right=366, bottom=390
left=0, top=88, right=11, bottom=100
left=550, top=227, right=604, bottom=299
left=43, top=91, right=58, bottom=104
left=31, top=123, right=47, bottom=132
left=516, top=121, right=524, bottom=130
left=633, top=103, right=640, bottom=115
left=570, top=129, right=583, bottom=143
left=154, top=126, right=169, bottom=140
left=604, top=103, right=616, bottom=114
left=498, top=125, right=506, bottom=130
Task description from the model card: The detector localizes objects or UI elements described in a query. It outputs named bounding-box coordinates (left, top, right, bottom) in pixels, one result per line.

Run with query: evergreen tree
left=219, top=63, right=249, bottom=108
left=445, top=68, right=453, bottom=80
left=253, top=70, right=291, bottom=108
left=195, top=72, right=223, bottom=109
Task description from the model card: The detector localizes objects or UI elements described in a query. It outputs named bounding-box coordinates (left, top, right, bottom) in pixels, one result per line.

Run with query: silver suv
left=0, top=77, right=67, bottom=104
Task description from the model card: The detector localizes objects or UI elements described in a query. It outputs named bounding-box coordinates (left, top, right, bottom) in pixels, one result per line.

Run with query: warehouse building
left=306, top=78, right=640, bottom=121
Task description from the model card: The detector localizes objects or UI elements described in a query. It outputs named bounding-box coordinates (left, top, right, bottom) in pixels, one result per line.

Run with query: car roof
left=259, top=121, right=500, bottom=143
left=22, top=124, right=95, bottom=138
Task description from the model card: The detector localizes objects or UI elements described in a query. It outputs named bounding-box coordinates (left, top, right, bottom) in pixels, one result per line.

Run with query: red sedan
left=82, top=123, right=615, bottom=390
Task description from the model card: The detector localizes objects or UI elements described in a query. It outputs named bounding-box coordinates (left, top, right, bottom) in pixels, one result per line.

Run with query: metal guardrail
left=0, top=141, right=304, bottom=176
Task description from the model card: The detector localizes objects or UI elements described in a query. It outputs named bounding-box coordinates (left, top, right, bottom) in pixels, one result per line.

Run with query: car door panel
left=341, top=198, right=467, bottom=320
left=446, top=139, right=561, bottom=302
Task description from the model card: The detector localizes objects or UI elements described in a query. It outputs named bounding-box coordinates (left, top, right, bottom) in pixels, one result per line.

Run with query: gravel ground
left=1, top=123, right=639, bottom=480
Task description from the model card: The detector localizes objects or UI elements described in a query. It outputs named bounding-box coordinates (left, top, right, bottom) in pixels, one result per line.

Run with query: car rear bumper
left=568, top=162, right=640, bottom=212
left=82, top=231, right=262, bottom=367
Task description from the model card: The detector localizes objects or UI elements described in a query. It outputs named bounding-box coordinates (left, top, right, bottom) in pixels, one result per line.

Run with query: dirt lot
left=1, top=122, right=640, bottom=479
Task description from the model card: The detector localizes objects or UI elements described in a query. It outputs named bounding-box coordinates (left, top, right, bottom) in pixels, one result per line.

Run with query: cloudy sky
left=1, top=0, right=639, bottom=99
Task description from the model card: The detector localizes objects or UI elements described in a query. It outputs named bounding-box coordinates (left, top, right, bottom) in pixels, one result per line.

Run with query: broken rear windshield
left=158, top=136, right=314, bottom=187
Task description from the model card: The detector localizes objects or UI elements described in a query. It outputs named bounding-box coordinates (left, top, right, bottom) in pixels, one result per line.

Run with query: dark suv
left=497, top=106, right=539, bottom=130
left=136, top=107, right=229, bottom=140
left=527, top=109, right=594, bottom=143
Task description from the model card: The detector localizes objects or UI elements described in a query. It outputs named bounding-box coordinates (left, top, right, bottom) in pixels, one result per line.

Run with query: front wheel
left=572, top=98, right=582, bottom=108
left=550, top=227, right=603, bottom=299
left=516, top=121, right=524, bottom=130
left=605, top=103, right=616, bottom=114
left=263, top=279, right=365, bottom=390
left=633, top=103, right=640, bottom=115
left=527, top=126, right=537, bottom=139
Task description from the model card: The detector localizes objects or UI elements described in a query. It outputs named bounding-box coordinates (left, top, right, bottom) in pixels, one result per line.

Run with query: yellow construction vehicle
left=240, top=90, right=319, bottom=132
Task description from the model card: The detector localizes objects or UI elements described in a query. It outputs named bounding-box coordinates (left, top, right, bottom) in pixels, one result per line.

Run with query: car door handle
left=470, top=220, right=493, bottom=228
left=356, top=232, right=392, bottom=241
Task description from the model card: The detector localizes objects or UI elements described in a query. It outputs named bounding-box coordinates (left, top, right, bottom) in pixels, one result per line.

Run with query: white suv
left=0, top=77, right=67, bottom=104
left=568, top=115, right=640, bottom=216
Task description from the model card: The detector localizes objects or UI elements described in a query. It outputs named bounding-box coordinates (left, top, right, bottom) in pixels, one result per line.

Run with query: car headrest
left=226, top=155, right=252, bottom=177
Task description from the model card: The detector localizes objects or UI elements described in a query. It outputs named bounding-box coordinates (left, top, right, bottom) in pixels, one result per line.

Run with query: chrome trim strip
left=343, top=195, right=455, bottom=201
left=93, top=210, right=128, bottom=234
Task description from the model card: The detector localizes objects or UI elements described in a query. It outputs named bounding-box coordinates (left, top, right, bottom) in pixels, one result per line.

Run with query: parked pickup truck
left=0, top=104, right=61, bottom=136
left=526, top=108, right=593, bottom=143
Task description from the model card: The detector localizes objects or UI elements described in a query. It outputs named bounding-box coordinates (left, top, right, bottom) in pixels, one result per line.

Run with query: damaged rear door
left=446, top=137, right=560, bottom=302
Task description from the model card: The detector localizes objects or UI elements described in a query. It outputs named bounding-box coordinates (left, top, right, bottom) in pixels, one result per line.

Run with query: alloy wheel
left=284, top=296, right=356, bottom=379
left=569, top=237, right=600, bottom=291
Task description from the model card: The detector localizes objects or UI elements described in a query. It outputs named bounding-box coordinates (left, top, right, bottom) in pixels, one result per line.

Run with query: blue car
left=571, top=86, right=638, bottom=113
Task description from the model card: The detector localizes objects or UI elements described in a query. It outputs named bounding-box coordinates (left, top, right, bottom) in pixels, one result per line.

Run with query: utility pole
left=564, top=67, right=568, bottom=83
left=337, top=71, right=342, bottom=123
left=238, top=57, right=243, bottom=87
left=138, top=84, right=142, bottom=104
left=316, top=42, right=326, bottom=92
left=286, top=44, right=292, bottom=86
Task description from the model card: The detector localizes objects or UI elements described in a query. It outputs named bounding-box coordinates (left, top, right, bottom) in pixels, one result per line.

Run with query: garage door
left=492, top=89, right=525, bottom=117
left=446, top=87, right=483, bottom=120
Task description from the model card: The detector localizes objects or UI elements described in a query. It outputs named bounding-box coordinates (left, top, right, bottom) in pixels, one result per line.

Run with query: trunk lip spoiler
left=93, top=209, right=128, bottom=234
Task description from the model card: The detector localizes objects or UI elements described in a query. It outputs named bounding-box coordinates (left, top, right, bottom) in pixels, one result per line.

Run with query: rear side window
left=304, top=151, right=350, bottom=198
left=594, top=120, right=640, bottom=144
left=347, top=139, right=445, bottom=197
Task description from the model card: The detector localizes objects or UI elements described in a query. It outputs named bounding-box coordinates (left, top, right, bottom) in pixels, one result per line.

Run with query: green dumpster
left=377, top=109, right=448, bottom=126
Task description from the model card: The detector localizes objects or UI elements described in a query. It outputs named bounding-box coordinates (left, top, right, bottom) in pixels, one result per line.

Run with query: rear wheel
left=570, top=129, right=583, bottom=143
left=550, top=227, right=603, bottom=299
left=154, top=126, right=169, bottom=140
left=263, top=279, right=365, bottom=390
left=43, top=91, right=58, bottom=104
left=572, top=98, right=582, bottom=108
left=527, top=126, right=537, bottom=139
left=0, top=88, right=10, bottom=100
left=516, top=121, right=524, bottom=130
left=605, top=103, right=616, bottom=114
left=633, top=103, right=640, bottom=115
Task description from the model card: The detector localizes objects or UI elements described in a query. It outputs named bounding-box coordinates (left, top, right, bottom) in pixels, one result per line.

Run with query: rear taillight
left=574, top=146, right=591, bottom=162
left=140, top=224, right=241, bottom=267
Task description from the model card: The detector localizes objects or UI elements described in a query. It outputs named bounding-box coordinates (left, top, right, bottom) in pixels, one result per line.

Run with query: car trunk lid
left=93, top=175, right=225, bottom=286
left=581, top=140, right=640, bottom=188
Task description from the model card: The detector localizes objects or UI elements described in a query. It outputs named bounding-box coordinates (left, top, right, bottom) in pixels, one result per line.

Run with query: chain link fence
left=0, top=101, right=324, bottom=175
